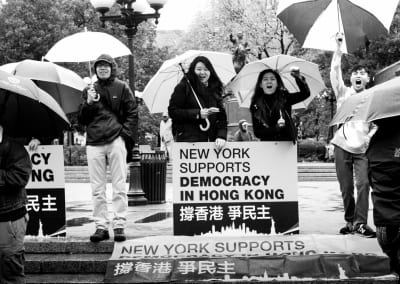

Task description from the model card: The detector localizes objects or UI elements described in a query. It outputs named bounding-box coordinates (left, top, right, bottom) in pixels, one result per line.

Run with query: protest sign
left=172, top=142, right=298, bottom=236
left=25, top=145, right=66, bottom=237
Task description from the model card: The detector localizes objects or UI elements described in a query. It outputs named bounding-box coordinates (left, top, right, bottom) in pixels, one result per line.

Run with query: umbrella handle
left=199, top=118, right=210, bottom=131
left=178, top=63, right=211, bottom=132
left=89, top=83, right=100, bottom=102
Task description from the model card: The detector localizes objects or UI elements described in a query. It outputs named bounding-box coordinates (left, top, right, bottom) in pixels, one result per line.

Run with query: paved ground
left=64, top=181, right=375, bottom=240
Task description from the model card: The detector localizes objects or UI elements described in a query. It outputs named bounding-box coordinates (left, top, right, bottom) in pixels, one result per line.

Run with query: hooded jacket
left=0, top=135, right=32, bottom=221
left=78, top=54, right=138, bottom=154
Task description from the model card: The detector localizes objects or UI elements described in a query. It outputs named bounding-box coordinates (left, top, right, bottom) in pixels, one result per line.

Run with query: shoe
left=339, top=222, right=353, bottom=235
left=114, top=228, right=126, bottom=242
left=90, top=229, right=109, bottom=242
left=354, top=224, right=376, bottom=238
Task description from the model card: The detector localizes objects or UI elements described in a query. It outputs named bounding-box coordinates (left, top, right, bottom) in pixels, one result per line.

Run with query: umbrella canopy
left=0, top=70, right=70, bottom=138
left=44, top=30, right=131, bottom=63
left=226, top=54, right=325, bottom=109
left=277, top=0, right=398, bottom=53
left=142, top=50, right=236, bottom=114
left=0, top=60, right=86, bottom=114
left=330, top=76, right=400, bottom=126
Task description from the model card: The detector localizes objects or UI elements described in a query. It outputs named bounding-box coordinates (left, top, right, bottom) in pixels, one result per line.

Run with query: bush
left=64, top=145, right=87, bottom=166
left=297, top=139, right=327, bottom=162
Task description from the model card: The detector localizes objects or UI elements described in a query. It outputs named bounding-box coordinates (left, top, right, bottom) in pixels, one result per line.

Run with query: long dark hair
left=185, top=56, right=223, bottom=96
left=250, top=69, right=286, bottom=113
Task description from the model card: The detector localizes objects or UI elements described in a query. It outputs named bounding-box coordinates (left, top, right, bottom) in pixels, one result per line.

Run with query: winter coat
left=367, top=117, right=400, bottom=226
left=168, top=80, right=227, bottom=142
left=78, top=54, right=138, bottom=161
left=0, top=136, right=32, bottom=221
left=250, top=76, right=310, bottom=143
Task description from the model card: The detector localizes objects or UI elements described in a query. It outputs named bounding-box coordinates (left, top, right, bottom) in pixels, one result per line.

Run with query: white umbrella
left=142, top=50, right=236, bottom=114
left=227, top=54, right=325, bottom=109
left=44, top=30, right=131, bottom=63
left=277, top=0, right=398, bottom=53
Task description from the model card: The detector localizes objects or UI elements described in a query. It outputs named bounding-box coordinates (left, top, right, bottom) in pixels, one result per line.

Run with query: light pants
left=160, top=140, right=173, bottom=161
left=0, top=214, right=28, bottom=284
left=87, top=137, right=127, bottom=230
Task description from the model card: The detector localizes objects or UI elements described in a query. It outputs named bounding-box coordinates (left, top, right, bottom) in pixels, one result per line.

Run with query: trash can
left=140, top=151, right=167, bottom=204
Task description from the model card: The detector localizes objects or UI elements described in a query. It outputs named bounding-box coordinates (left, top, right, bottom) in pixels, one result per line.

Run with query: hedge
left=63, top=140, right=328, bottom=166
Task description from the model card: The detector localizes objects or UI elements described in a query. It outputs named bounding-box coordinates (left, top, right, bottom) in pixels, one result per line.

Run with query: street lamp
left=90, top=0, right=168, bottom=205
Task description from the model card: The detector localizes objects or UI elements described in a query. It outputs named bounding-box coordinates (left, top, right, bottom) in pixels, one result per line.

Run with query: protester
left=0, top=124, right=32, bottom=283
left=367, top=116, right=400, bottom=273
left=78, top=54, right=138, bottom=242
left=330, top=33, right=377, bottom=237
left=233, top=119, right=255, bottom=141
left=168, top=56, right=227, bottom=150
left=159, top=111, right=174, bottom=161
left=249, top=68, right=310, bottom=143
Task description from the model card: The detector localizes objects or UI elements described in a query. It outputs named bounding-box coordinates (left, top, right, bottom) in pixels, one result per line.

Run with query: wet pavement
left=65, top=181, right=375, bottom=240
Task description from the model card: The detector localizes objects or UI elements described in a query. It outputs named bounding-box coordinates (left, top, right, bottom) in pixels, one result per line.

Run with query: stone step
left=25, top=253, right=109, bottom=274
left=63, top=163, right=336, bottom=183
left=26, top=274, right=105, bottom=284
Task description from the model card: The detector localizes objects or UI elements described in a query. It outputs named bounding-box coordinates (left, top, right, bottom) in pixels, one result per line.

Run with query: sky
left=156, top=0, right=211, bottom=31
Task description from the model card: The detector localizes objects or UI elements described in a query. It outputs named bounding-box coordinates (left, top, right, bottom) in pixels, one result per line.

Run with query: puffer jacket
left=168, top=80, right=227, bottom=142
left=0, top=136, right=32, bottom=221
left=78, top=54, right=138, bottom=148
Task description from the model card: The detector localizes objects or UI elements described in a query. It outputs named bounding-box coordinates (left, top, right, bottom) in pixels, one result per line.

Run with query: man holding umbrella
left=330, top=34, right=377, bottom=238
left=0, top=124, right=32, bottom=283
left=78, top=54, right=137, bottom=243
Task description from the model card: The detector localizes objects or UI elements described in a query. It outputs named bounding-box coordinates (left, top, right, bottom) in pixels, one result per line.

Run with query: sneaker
left=90, top=229, right=109, bottom=242
left=339, top=222, right=353, bottom=235
left=114, top=228, right=126, bottom=242
left=355, top=224, right=376, bottom=238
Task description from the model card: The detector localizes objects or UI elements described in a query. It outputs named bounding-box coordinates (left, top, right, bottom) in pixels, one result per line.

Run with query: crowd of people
left=2, top=37, right=400, bottom=281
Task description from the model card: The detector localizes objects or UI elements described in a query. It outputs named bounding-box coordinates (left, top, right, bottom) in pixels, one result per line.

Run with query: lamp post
left=90, top=0, right=167, bottom=205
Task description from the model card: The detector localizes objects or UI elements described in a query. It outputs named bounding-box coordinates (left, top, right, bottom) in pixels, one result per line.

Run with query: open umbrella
left=0, top=70, right=70, bottom=138
left=142, top=50, right=236, bottom=114
left=330, top=76, right=400, bottom=126
left=277, top=0, right=399, bottom=53
left=226, top=54, right=325, bottom=109
left=44, top=30, right=131, bottom=63
left=0, top=60, right=86, bottom=114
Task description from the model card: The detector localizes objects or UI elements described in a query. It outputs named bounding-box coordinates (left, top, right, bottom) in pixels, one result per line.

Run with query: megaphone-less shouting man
left=330, top=33, right=377, bottom=238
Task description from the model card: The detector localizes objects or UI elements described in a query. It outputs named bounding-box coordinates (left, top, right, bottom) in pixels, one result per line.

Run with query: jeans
left=376, top=226, right=400, bottom=274
left=334, top=146, right=370, bottom=227
left=87, top=137, right=128, bottom=230
left=0, top=214, right=29, bottom=284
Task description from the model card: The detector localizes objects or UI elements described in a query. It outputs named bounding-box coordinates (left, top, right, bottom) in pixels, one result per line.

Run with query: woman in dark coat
left=250, top=68, right=310, bottom=143
left=168, top=56, right=227, bottom=150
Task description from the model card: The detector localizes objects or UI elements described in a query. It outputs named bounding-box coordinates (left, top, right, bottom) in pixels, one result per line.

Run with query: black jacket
left=250, top=77, right=310, bottom=143
left=0, top=136, right=32, bottom=221
left=78, top=55, right=138, bottom=161
left=367, top=117, right=400, bottom=226
left=168, top=80, right=227, bottom=142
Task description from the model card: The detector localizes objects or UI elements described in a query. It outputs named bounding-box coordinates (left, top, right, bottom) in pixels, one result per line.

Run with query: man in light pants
left=78, top=54, right=138, bottom=242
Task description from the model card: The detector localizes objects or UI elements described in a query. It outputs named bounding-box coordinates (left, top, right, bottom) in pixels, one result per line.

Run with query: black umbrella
left=0, top=70, right=70, bottom=138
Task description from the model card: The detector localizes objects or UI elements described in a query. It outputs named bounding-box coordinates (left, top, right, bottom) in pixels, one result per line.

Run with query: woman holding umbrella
left=249, top=68, right=310, bottom=143
left=168, top=56, right=227, bottom=150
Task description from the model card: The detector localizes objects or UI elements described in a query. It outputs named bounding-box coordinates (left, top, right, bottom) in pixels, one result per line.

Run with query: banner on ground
left=104, top=235, right=392, bottom=282
left=172, top=142, right=298, bottom=236
left=25, top=145, right=66, bottom=237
